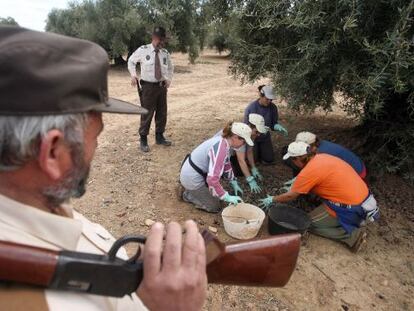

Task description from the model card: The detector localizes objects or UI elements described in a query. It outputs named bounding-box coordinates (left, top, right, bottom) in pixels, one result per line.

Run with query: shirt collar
left=0, top=193, right=82, bottom=250
left=150, top=43, right=157, bottom=53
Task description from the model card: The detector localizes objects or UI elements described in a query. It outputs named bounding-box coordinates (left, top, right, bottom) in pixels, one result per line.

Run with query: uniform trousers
left=139, top=81, right=167, bottom=136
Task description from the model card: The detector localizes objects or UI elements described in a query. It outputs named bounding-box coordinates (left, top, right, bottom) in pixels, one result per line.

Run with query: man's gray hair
left=0, top=113, right=88, bottom=171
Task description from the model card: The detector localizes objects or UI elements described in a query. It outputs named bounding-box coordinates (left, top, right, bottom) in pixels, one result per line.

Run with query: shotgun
left=0, top=231, right=300, bottom=297
left=137, top=81, right=143, bottom=104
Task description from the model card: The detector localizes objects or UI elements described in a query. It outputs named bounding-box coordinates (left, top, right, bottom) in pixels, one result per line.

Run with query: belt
left=182, top=154, right=208, bottom=186
left=140, top=80, right=166, bottom=86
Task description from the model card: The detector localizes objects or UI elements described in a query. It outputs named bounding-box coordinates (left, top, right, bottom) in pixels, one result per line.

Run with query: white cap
left=248, top=113, right=269, bottom=134
left=295, top=131, right=316, bottom=144
left=231, top=122, right=254, bottom=146
left=260, top=85, right=275, bottom=100
left=283, top=141, right=310, bottom=160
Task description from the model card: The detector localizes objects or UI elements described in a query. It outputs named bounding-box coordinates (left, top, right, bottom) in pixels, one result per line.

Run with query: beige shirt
left=0, top=194, right=148, bottom=311
left=127, top=43, right=174, bottom=82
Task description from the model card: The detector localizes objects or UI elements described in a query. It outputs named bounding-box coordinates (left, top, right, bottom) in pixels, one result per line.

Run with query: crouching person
left=295, top=131, right=367, bottom=179
left=260, top=142, right=379, bottom=252
left=180, top=122, right=254, bottom=212
left=229, top=114, right=269, bottom=194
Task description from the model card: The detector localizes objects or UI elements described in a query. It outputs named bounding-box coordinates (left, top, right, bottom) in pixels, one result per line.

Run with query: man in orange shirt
left=260, top=142, right=379, bottom=252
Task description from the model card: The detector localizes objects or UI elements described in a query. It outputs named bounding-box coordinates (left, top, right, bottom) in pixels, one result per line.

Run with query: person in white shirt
left=128, top=26, right=174, bottom=152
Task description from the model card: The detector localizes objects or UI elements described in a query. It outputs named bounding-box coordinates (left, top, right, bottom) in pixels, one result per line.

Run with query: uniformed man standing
left=128, top=26, right=174, bottom=152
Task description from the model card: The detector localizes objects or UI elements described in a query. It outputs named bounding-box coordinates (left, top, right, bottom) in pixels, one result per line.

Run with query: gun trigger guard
left=107, top=235, right=147, bottom=263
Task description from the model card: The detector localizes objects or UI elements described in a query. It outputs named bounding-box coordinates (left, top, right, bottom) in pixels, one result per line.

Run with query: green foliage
left=206, top=9, right=239, bottom=55
left=46, top=0, right=203, bottom=64
left=216, top=0, right=414, bottom=181
left=0, top=17, right=19, bottom=26
left=211, top=31, right=227, bottom=54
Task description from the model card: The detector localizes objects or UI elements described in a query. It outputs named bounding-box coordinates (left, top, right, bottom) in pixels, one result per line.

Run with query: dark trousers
left=139, top=82, right=167, bottom=136
left=253, top=134, right=275, bottom=163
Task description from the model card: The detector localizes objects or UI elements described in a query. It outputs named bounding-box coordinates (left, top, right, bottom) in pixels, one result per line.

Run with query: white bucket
left=221, top=203, right=265, bottom=240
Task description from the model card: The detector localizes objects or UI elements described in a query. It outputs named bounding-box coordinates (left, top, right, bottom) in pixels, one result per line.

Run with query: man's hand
left=230, top=180, right=243, bottom=196
left=223, top=193, right=243, bottom=205
left=274, top=124, right=288, bottom=137
left=165, top=80, right=171, bottom=88
left=251, top=167, right=263, bottom=181
left=259, top=195, right=274, bottom=212
left=131, top=76, right=138, bottom=86
left=246, top=176, right=262, bottom=194
left=137, top=221, right=207, bottom=311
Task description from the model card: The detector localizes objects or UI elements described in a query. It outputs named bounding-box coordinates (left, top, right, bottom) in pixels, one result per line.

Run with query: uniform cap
left=283, top=141, right=310, bottom=160
left=260, top=85, right=275, bottom=100
left=231, top=122, right=254, bottom=146
left=0, top=26, right=147, bottom=116
left=295, top=131, right=317, bottom=144
left=153, top=26, right=166, bottom=38
left=248, top=113, right=269, bottom=134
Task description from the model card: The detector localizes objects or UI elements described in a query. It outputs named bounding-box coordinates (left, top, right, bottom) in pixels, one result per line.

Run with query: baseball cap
left=0, top=26, right=147, bottom=116
left=283, top=141, right=310, bottom=160
left=295, top=131, right=317, bottom=144
left=248, top=113, right=269, bottom=134
left=260, top=85, right=275, bottom=100
left=231, top=122, right=254, bottom=146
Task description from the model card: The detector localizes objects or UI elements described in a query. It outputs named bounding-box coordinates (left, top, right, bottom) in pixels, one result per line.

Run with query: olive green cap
left=0, top=26, right=147, bottom=116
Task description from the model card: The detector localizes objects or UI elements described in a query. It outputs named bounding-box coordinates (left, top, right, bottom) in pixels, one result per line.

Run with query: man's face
left=152, top=35, right=166, bottom=49
left=292, top=157, right=305, bottom=169
left=262, top=97, right=272, bottom=107
left=43, top=113, right=103, bottom=206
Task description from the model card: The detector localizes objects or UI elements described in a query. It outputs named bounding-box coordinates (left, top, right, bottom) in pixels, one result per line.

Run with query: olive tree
left=221, top=0, right=414, bottom=181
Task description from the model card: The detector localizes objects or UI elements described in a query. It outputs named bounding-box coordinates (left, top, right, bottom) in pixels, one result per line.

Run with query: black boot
left=140, top=135, right=150, bottom=152
left=155, top=132, right=172, bottom=146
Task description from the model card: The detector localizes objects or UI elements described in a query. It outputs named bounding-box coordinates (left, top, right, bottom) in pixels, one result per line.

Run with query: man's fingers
left=196, top=232, right=207, bottom=283
left=182, top=220, right=200, bottom=269
left=162, top=222, right=182, bottom=271
left=143, top=222, right=164, bottom=278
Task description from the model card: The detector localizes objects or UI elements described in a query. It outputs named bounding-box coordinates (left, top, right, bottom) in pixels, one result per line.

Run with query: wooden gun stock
left=207, top=233, right=301, bottom=287
left=0, top=232, right=301, bottom=297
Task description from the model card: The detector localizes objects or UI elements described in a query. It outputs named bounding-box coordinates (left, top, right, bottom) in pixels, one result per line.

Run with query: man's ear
left=38, top=130, right=71, bottom=181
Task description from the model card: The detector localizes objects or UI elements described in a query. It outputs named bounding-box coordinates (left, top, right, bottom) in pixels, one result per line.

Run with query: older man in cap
left=128, top=26, right=174, bottom=152
left=0, top=26, right=206, bottom=310
left=259, top=142, right=379, bottom=252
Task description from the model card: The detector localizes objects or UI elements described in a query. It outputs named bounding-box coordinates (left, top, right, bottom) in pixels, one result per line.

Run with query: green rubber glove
left=246, top=176, right=262, bottom=194
left=223, top=193, right=243, bottom=205
left=230, top=179, right=243, bottom=196
left=274, top=124, right=288, bottom=137
left=251, top=167, right=263, bottom=181
left=259, top=195, right=273, bottom=212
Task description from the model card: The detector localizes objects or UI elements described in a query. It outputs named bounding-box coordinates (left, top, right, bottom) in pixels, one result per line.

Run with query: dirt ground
left=76, top=50, right=414, bottom=311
